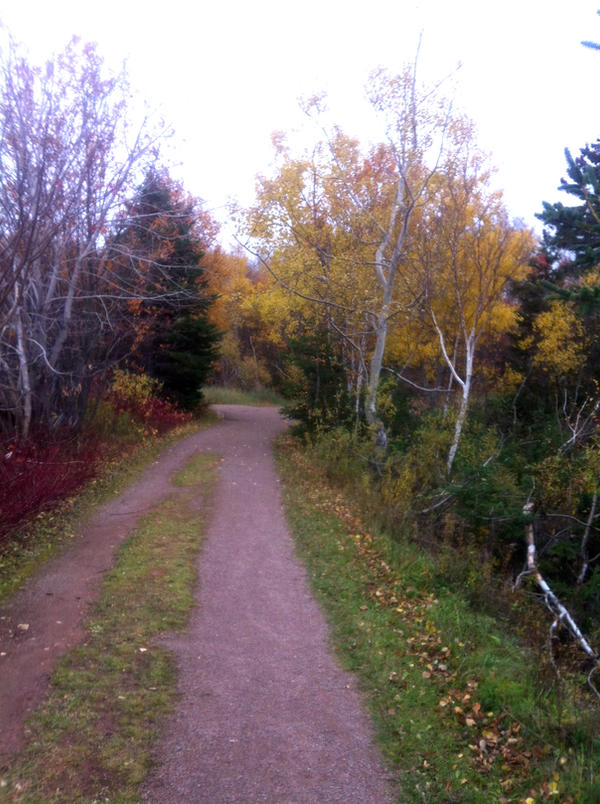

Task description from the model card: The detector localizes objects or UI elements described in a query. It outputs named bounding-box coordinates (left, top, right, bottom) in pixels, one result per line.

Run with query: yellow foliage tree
left=202, top=247, right=277, bottom=389
left=532, top=301, right=586, bottom=377
left=243, top=77, right=533, bottom=466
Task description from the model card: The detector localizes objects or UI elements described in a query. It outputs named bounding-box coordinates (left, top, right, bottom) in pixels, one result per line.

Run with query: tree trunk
left=15, top=307, right=32, bottom=439
left=366, top=310, right=388, bottom=431
left=516, top=503, right=600, bottom=699
left=446, top=347, right=473, bottom=474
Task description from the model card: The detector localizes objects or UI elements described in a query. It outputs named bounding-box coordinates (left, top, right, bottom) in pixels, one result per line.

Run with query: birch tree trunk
left=516, top=503, right=600, bottom=698
left=446, top=342, right=474, bottom=474
left=14, top=290, right=32, bottom=439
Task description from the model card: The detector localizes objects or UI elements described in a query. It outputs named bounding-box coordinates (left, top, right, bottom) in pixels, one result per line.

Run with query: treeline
left=209, top=65, right=600, bottom=669
left=0, top=37, right=220, bottom=442
left=0, top=36, right=221, bottom=536
left=3, top=30, right=600, bottom=666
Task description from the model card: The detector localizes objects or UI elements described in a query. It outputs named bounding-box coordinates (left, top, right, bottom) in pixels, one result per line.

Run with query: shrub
left=281, top=332, right=356, bottom=435
left=0, top=431, right=101, bottom=540
left=108, top=369, right=192, bottom=434
left=111, top=368, right=161, bottom=407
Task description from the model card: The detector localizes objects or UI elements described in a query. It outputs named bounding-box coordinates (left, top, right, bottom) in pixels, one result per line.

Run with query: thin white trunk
left=431, top=309, right=475, bottom=474
left=15, top=306, right=32, bottom=439
left=49, top=253, right=84, bottom=368
left=354, top=335, right=365, bottom=434
left=442, top=338, right=458, bottom=418
left=515, top=503, right=600, bottom=699
left=446, top=346, right=473, bottom=474
left=577, top=488, right=598, bottom=587
left=366, top=309, right=389, bottom=429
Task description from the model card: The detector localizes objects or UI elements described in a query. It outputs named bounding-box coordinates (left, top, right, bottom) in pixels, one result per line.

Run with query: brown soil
left=0, top=405, right=394, bottom=802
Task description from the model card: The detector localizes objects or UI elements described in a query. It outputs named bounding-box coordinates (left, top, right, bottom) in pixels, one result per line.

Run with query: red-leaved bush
left=0, top=371, right=193, bottom=540
left=107, top=369, right=193, bottom=434
left=109, top=393, right=192, bottom=434
left=0, top=432, right=101, bottom=540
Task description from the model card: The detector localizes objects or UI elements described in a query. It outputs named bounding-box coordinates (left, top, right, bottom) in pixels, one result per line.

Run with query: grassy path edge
left=0, top=417, right=218, bottom=608
left=275, top=434, right=597, bottom=803
left=0, top=451, right=220, bottom=803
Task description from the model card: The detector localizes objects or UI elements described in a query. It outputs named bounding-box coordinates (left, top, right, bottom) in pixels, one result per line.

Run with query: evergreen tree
left=112, top=169, right=221, bottom=408
left=538, top=142, right=600, bottom=274
left=282, top=331, right=354, bottom=435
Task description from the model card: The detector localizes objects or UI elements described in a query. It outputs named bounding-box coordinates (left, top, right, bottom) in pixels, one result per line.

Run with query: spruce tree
left=112, top=169, right=221, bottom=408
left=538, top=142, right=600, bottom=274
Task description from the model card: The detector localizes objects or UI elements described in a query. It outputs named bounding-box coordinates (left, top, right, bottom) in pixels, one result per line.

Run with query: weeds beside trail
left=0, top=451, right=219, bottom=803
left=276, top=435, right=600, bottom=803
left=202, top=385, right=286, bottom=406
left=0, top=417, right=216, bottom=608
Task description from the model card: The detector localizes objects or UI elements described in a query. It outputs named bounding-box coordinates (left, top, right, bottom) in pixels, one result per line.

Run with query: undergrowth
left=0, top=372, right=194, bottom=547
left=202, top=384, right=286, bottom=407
left=0, top=414, right=215, bottom=607
left=276, top=434, right=600, bottom=803
left=0, top=431, right=101, bottom=539
left=108, top=368, right=193, bottom=434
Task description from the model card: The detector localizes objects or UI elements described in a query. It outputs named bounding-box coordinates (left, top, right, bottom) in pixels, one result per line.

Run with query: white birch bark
left=516, top=503, right=600, bottom=699
left=14, top=289, right=32, bottom=439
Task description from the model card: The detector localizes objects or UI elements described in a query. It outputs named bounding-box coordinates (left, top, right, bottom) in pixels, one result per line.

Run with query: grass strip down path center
left=0, top=452, right=219, bottom=803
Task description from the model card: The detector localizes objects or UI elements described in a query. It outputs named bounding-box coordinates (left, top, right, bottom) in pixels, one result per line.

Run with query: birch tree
left=245, top=62, right=460, bottom=442
left=407, top=153, right=534, bottom=472
left=361, top=66, right=456, bottom=443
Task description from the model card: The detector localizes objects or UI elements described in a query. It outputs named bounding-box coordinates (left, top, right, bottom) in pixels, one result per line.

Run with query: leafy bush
left=108, top=369, right=192, bottom=434
left=0, top=432, right=101, bottom=540
left=0, top=371, right=193, bottom=542
left=281, top=332, right=356, bottom=435
left=111, top=368, right=162, bottom=407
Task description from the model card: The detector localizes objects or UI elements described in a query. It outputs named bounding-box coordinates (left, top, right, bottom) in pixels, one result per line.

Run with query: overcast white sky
left=1, top=0, right=599, bottom=244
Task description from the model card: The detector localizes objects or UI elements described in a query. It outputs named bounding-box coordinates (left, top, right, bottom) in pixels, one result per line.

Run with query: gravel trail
left=142, top=405, right=393, bottom=803
left=0, top=405, right=394, bottom=802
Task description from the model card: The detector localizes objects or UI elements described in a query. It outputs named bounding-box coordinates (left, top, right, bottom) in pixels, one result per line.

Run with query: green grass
left=0, top=414, right=217, bottom=607
left=276, top=434, right=599, bottom=803
left=0, top=451, right=220, bottom=803
left=202, top=384, right=286, bottom=406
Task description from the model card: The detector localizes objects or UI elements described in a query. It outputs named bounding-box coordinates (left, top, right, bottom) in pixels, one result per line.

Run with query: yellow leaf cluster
left=532, top=301, right=585, bottom=377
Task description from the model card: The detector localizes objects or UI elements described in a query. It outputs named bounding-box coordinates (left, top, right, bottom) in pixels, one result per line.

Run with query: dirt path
left=0, top=416, right=229, bottom=761
left=0, top=405, right=393, bottom=802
